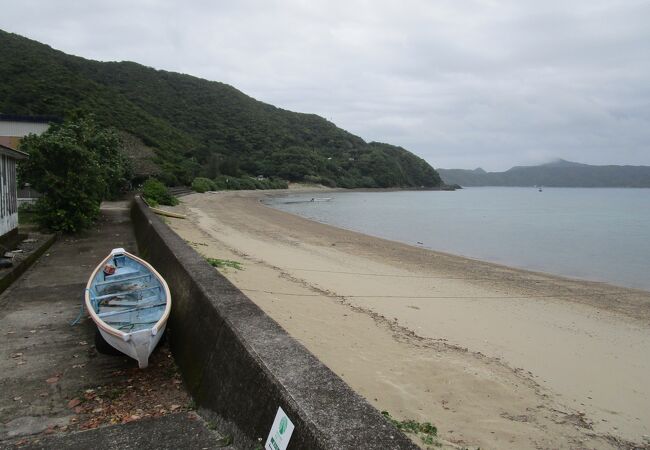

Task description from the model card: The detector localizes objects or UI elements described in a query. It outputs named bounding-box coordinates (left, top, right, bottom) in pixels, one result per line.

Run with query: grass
left=206, top=257, right=243, bottom=270
left=381, top=411, right=440, bottom=447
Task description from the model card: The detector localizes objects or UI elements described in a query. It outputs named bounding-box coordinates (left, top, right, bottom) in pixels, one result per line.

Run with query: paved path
left=0, top=202, right=231, bottom=449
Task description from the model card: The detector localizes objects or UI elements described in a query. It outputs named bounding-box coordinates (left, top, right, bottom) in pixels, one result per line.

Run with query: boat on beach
left=84, top=248, right=171, bottom=368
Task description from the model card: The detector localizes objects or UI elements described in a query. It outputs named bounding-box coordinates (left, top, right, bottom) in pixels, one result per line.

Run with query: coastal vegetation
left=191, top=175, right=288, bottom=192
left=141, top=178, right=178, bottom=207
left=18, top=118, right=131, bottom=232
left=1, top=29, right=443, bottom=189
left=381, top=411, right=439, bottom=447
left=206, top=257, right=243, bottom=271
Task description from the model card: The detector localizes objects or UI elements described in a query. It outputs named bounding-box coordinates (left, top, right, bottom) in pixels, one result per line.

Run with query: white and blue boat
left=85, top=248, right=171, bottom=368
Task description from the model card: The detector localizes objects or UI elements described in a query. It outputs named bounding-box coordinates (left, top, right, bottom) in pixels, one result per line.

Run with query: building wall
left=0, top=121, right=49, bottom=138
left=0, top=155, right=19, bottom=238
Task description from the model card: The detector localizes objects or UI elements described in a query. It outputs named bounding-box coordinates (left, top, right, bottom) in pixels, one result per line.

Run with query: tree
left=18, top=118, right=131, bottom=232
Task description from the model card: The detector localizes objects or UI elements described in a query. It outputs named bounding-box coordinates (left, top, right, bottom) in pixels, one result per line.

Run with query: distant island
left=437, top=159, right=650, bottom=187
left=0, top=29, right=442, bottom=189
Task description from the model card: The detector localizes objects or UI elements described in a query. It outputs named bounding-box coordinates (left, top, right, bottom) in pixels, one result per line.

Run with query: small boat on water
left=85, top=248, right=171, bottom=368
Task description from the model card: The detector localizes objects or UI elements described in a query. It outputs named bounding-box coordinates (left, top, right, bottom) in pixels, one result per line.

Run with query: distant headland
left=437, top=159, right=650, bottom=187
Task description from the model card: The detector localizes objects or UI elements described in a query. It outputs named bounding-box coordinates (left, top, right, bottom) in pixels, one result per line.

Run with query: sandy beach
left=165, top=190, right=650, bottom=449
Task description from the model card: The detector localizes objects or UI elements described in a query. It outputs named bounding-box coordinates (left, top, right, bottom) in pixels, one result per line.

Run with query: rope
left=70, top=289, right=88, bottom=326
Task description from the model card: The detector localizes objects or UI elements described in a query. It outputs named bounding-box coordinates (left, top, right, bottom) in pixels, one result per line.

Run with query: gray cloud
left=2, top=0, right=648, bottom=170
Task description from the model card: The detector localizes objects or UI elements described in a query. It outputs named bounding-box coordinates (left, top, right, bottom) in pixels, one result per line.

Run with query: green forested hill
left=0, top=29, right=442, bottom=188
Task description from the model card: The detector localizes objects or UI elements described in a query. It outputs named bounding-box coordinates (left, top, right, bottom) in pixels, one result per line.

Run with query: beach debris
left=500, top=412, right=531, bottom=422
left=45, top=374, right=61, bottom=384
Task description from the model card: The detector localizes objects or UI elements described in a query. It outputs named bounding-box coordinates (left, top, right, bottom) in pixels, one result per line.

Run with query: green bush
left=142, top=178, right=178, bottom=206
left=269, top=178, right=289, bottom=189
left=191, top=177, right=216, bottom=193
left=213, top=176, right=229, bottom=190
left=18, top=118, right=131, bottom=233
left=237, top=177, right=257, bottom=190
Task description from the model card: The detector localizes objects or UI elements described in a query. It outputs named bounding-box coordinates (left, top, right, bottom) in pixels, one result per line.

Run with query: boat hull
left=85, top=248, right=171, bottom=369
left=97, top=326, right=166, bottom=368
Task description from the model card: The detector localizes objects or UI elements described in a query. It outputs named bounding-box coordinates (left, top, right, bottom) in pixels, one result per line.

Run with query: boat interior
left=88, top=253, right=167, bottom=333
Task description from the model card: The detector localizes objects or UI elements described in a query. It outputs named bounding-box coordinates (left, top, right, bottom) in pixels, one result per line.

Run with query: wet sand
left=166, top=190, right=650, bottom=449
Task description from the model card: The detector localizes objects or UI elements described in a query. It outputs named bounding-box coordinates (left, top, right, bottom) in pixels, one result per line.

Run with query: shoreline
left=265, top=187, right=650, bottom=294
left=165, top=190, right=650, bottom=449
left=260, top=189, right=650, bottom=325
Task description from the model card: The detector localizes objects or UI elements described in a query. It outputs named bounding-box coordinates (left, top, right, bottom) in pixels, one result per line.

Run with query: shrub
left=142, top=178, right=178, bottom=206
left=303, top=175, right=322, bottom=185
left=213, top=176, right=229, bottom=190
left=269, top=178, right=289, bottom=189
left=237, top=177, right=257, bottom=190
left=211, top=176, right=289, bottom=191
left=191, top=177, right=216, bottom=193
left=18, top=118, right=131, bottom=233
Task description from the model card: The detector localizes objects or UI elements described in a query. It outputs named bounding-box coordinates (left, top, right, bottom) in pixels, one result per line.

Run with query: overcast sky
left=2, top=0, right=649, bottom=170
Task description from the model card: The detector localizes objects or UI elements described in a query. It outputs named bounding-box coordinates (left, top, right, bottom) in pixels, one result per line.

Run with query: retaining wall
left=131, top=197, right=417, bottom=449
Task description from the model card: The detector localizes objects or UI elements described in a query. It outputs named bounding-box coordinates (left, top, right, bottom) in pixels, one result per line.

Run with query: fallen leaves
left=45, top=376, right=60, bottom=384
left=66, top=346, right=191, bottom=432
left=67, top=398, right=81, bottom=408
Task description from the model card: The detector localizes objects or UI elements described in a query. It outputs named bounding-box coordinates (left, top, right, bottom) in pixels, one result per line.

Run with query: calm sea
left=265, top=188, right=650, bottom=291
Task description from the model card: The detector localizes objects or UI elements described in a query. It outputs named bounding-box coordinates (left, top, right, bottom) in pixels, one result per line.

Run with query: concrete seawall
left=131, top=197, right=417, bottom=449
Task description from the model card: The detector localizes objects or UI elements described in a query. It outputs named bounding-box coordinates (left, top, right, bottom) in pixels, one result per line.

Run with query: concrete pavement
left=0, top=201, right=232, bottom=449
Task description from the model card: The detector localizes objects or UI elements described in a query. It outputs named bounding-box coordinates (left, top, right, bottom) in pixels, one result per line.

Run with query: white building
left=0, top=114, right=52, bottom=243
left=0, top=144, right=28, bottom=241
left=0, top=114, right=51, bottom=150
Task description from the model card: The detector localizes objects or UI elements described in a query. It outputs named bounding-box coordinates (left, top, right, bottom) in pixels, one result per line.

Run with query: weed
left=206, top=257, right=243, bottom=270
left=381, top=411, right=438, bottom=447
left=215, top=434, right=233, bottom=447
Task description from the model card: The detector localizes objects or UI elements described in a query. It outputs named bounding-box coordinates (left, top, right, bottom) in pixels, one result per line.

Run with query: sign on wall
left=265, top=407, right=295, bottom=450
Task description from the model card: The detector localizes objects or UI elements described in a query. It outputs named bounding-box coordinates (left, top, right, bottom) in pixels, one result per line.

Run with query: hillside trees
left=0, top=29, right=445, bottom=189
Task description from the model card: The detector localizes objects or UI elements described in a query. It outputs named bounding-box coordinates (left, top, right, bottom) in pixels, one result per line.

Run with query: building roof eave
left=0, top=144, right=28, bottom=160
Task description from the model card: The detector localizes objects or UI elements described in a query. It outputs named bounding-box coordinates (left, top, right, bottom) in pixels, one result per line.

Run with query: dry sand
left=165, top=190, right=650, bottom=449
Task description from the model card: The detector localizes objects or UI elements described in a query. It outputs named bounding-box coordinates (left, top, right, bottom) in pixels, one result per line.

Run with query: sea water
left=265, top=188, right=650, bottom=291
